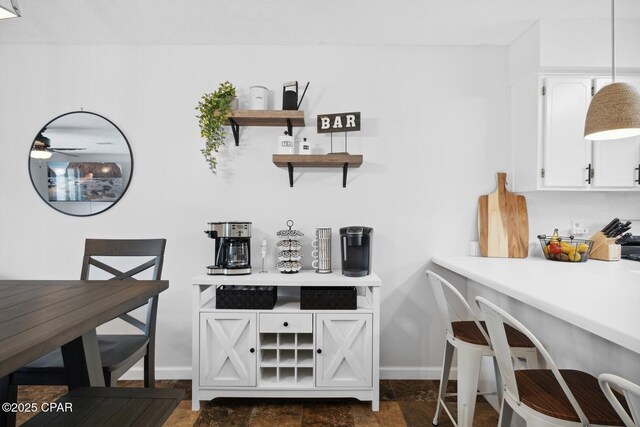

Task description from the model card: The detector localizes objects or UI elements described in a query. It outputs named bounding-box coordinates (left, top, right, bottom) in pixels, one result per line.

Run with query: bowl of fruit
left=537, top=229, right=593, bottom=263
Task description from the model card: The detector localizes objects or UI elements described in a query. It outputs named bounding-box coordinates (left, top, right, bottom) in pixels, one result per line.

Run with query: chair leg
left=456, top=346, right=484, bottom=427
left=144, top=353, right=155, bottom=388
left=493, top=356, right=504, bottom=405
left=433, top=341, right=454, bottom=426
left=105, top=370, right=117, bottom=387
left=498, top=398, right=513, bottom=427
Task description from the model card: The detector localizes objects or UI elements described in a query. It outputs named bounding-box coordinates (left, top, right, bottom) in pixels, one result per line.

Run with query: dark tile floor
left=15, top=379, right=498, bottom=426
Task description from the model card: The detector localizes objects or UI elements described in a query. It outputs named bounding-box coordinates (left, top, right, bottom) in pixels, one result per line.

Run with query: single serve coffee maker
left=339, top=226, right=373, bottom=277
left=206, top=222, right=252, bottom=275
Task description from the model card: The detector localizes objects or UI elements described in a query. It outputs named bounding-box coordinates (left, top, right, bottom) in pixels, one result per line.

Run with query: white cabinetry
left=591, top=77, right=640, bottom=188
left=192, top=271, right=381, bottom=411
left=512, top=73, right=640, bottom=191
left=316, top=313, right=372, bottom=387
left=542, top=77, right=592, bottom=188
left=199, top=312, right=256, bottom=387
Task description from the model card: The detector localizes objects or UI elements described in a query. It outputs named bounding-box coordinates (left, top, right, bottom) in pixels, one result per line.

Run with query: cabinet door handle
left=636, top=165, right=640, bottom=184
left=586, top=164, right=592, bottom=184
left=317, top=349, right=322, bottom=354
left=283, top=322, right=288, bottom=327
left=250, top=348, right=255, bottom=353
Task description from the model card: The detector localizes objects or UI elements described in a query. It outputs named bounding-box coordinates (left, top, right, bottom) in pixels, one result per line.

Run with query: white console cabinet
left=192, top=271, right=381, bottom=411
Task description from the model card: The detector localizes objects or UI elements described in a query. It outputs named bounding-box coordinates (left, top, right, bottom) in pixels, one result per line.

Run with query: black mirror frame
left=28, top=111, right=134, bottom=217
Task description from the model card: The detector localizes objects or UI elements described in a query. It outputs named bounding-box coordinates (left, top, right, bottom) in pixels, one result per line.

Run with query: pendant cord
left=611, top=0, right=616, bottom=83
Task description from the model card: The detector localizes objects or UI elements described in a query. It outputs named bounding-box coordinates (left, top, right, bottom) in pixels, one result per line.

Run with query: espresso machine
left=206, top=222, right=252, bottom=275
left=339, top=226, right=373, bottom=277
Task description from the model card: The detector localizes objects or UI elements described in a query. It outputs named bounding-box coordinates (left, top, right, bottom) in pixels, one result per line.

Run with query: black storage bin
left=216, top=285, right=278, bottom=310
left=300, top=286, right=357, bottom=310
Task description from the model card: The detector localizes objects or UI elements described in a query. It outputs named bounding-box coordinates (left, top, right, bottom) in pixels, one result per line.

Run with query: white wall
left=0, top=44, right=511, bottom=378
left=4, top=41, right=638, bottom=382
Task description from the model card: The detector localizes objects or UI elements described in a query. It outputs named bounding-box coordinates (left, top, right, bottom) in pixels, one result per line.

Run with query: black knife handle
left=602, top=218, right=620, bottom=234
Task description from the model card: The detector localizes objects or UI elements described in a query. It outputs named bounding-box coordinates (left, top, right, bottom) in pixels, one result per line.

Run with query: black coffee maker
left=339, top=226, right=373, bottom=277
left=206, top=222, right=252, bottom=275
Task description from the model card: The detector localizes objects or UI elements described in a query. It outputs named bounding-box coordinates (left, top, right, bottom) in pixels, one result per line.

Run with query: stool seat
left=515, top=369, right=627, bottom=426
left=452, top=321, right=535, bottom=348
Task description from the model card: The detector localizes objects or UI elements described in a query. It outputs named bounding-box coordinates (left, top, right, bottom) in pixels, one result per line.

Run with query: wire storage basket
left=537, top=229, right=593, bottom=263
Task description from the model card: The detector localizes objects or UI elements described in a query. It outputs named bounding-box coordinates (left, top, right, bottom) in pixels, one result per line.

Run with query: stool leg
left=498, top=398, right=513, bottom=427
left=456, top=346, right=483, bottom=427
left=493, top=356, right=504, bottom=405
left=433, top=341, right=454, bottom=425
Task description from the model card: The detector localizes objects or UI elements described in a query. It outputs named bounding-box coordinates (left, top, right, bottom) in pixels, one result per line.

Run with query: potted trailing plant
left=196, top=81, right=236, bottom=172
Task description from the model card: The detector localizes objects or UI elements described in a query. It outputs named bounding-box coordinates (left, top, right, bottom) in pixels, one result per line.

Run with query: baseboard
left=121, top=366, right=454, bottom=381
left=380, top=366, right=455, bottom=380
left=119, top=366, right=192, bottom=380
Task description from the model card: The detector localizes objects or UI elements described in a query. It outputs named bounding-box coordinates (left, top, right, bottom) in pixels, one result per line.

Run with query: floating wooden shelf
left=225, top=110, right=305, bottom=145
left=272, top=154, right=363, bottom=188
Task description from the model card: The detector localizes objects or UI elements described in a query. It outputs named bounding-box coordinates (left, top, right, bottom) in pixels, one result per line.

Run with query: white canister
left=249, top=86, right=269, bottom=110
left=278, top=132, right=295, bottom=154
left=299, top=138, right=311, bottom=155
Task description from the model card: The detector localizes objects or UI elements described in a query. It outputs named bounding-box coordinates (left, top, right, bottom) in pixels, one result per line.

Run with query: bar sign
left=316, top=112, right=361, bottom=133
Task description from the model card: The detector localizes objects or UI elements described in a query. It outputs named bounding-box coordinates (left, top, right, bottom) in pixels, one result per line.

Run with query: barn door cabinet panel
left=511, top=74, right=640, bottom=192
left=192, top=271, right=381, bottom=412
left=199, top=312, right=256, bottom=387
left=316, top=313, right=372, bottom=387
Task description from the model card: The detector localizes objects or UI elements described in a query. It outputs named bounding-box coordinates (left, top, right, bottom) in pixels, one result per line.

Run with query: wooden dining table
left=0, top=279, right=170, bottom=425
left=0, top=280, right=168, bottom=381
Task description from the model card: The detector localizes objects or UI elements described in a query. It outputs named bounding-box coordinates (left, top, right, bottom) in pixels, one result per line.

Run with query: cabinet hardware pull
left=586, top=164, right=592, bottom=184
left=283, top=322, right=289, bottom=327
left=317, top=349, right=322, bottom=354
left=250, top=348, right=255, bottom=353
left=636, top=165, right=640, bottom=184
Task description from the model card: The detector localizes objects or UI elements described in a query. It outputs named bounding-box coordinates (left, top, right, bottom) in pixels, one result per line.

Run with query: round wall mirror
left=28, top=111, right=133, bottom=217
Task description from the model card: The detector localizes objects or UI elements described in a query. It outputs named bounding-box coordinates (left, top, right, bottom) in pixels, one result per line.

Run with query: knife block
left=589, top=231, right=622, bottom=261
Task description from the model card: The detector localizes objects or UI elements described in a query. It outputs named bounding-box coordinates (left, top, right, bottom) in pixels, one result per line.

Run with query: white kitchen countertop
left=432, top=256, right=640, bottom=354
left=193, top=270, right=381, bottom=287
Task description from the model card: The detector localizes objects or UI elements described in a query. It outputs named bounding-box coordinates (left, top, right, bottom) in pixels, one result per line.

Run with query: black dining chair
left=4, top=238, right=167, bottom=422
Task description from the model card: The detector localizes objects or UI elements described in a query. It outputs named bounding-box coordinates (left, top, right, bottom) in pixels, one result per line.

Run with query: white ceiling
left=42, top=113, right=129, bottom=155
left=1, top=0, right=639, bottom=46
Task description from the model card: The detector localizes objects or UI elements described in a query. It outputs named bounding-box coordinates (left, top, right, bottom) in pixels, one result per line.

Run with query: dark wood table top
left=0, top=280, right=168, bottom=378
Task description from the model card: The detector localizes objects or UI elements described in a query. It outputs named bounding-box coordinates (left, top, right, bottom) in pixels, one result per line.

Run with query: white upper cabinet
left=590, top=77, right=640, bottom=188
left=511, top=73, right=640, bottom=191
left=542, top=77, right=592, bottom=188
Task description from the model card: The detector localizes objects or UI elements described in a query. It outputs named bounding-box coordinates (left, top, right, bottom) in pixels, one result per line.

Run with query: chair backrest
left=476, top=296, right=589, bottom=425
left=599, top=373, right=640, bottom=427
left=426, top=270, right=490, bottom=344
left=81, top=238, right=167, bottom=337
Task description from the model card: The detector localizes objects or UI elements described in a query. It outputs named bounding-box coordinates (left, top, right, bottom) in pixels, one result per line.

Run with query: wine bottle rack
left=259, top=332, right=314, bottom=387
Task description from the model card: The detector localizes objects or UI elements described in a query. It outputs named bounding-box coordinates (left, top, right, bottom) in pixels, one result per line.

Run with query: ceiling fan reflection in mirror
left=30, top=131, right=87, bottom=159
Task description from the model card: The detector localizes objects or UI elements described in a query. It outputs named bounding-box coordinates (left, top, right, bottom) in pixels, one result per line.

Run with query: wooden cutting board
left=478, top=172, right=529, bottom=258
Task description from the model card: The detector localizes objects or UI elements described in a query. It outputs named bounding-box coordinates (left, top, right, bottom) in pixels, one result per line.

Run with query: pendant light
left=584, top=0, right=640, bottom=141
left=0, top=0, right=20, bottom=19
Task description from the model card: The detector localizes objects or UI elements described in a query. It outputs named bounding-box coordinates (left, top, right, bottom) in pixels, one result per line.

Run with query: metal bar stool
left=427, top=270, right=540, bottom=426
left=477, top=296, right=629, bottom=426
left=599, top=374, right=640, bottom=427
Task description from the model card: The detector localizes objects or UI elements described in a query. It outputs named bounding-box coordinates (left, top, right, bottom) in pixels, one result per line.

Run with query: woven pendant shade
left=584, top=82, right=640, bottom=140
